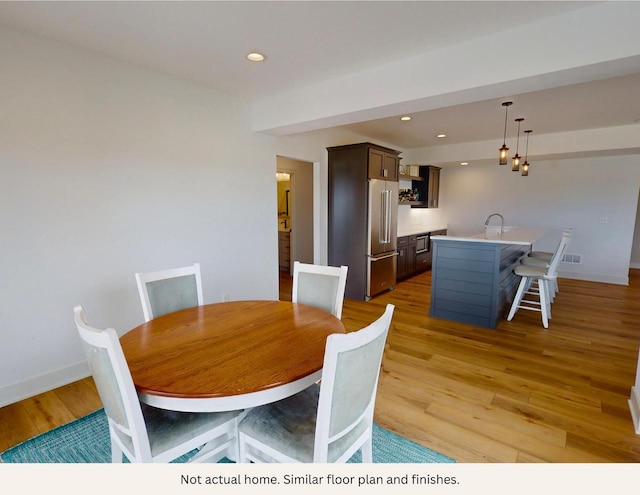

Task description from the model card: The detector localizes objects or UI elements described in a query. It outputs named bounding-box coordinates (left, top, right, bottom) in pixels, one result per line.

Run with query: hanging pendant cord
left=502, top=107, right=509, bottom=145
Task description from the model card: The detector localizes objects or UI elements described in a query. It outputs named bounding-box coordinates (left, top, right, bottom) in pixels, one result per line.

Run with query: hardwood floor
left=2, top=269, right=640, bottom=462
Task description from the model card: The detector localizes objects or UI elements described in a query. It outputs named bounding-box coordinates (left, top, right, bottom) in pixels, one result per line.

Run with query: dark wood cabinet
left=427, top=166, right=440, bottom=208
left=397, top=235, right=416, bottom=280
left=410, top=165, right=441, bottom=208
left=366, top=146, right=399, bottom=180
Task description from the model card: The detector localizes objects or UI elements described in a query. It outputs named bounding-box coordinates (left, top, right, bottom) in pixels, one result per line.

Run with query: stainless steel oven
left=416, top=234, right=429, bottom=254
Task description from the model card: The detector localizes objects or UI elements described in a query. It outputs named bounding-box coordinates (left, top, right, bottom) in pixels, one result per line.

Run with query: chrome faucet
left=484, top=213, right=504, bottom=235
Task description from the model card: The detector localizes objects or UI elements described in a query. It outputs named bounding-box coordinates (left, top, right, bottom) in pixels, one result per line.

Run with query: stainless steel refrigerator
left=366, top=178, right=399, bottom=299
left=328, top=143, right=401, bottom=301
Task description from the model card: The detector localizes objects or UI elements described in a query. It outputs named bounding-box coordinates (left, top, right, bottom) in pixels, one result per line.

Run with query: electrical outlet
left=598, top=217, right=608, bottom=224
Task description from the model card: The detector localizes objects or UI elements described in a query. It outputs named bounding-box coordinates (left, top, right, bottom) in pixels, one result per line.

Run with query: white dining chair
left=292, top=261, right=348, bottom=319
left=507, top=232, right=571, bottom=328
left=237, top=304, right=394, bottom=463
left=135, top=262, right=203, bottom=322
left=73, top=305, right=241, bottom=463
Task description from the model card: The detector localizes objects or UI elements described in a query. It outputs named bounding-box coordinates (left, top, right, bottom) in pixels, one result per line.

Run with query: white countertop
left=397, top=225, right=448, bottom=237
left=431, top=227, right=548, bottom=246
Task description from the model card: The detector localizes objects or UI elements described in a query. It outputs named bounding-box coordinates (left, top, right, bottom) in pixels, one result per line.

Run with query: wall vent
left=561, top=253, right=582, bottom=264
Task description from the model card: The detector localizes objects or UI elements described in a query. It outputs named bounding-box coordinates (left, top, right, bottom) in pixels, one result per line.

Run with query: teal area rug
left=1, top=409, right=455, bottom=463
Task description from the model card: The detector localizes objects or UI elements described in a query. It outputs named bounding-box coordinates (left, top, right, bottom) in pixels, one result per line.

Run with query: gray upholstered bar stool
left=507, top=232, right=570, bottom=328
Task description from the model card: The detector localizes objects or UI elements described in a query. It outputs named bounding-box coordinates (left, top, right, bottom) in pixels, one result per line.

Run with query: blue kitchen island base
left=429, top=238, right=531, bottom=329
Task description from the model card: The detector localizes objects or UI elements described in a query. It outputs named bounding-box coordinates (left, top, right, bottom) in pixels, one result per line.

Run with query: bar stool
left=507, top=232, right=570, bottom=328
left=521, top=229, right=572, bottom=302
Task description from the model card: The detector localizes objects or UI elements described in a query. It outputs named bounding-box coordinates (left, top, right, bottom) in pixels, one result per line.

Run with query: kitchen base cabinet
left=397, top=229, right=445, bottom=281
left=397, top=235, right=416, bottom=280
left=430, top=238, right=528, bottom=329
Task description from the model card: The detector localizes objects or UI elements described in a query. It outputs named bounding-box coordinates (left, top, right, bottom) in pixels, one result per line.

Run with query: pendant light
left=498, top=101, right=513, bottom=165
left=511, top=118, right=524, bottom=171
left=521, top=130, right=532, bottom=176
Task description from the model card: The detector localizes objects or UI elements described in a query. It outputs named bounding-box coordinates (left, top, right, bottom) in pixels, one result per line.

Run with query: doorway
left=276, top=156, right=314, bottom=278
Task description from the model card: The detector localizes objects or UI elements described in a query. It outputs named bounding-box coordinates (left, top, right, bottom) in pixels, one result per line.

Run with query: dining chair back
left=135, top=262, right=203, bottom=322
left=292, top=261, right=348, bottom=319
left=237, top=303, right=394, bottom=463
left=73, top=305, right=240, bottom=463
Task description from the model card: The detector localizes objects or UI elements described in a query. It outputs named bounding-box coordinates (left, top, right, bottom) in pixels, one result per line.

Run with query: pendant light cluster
left=498, top=101, right=533, bottom=176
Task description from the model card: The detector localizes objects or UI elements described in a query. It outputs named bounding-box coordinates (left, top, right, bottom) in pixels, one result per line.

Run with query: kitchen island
left=429, top=227, right=548, bottom=329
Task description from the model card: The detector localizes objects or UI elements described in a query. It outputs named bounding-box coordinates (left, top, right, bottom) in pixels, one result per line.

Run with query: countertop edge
left=397, top=226, right=448, bottom=237
left=431, top=227, right=548, bottom=246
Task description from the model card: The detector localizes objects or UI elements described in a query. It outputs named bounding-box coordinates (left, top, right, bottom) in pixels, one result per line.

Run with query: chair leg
left=539, top=279, right=549, bottom=328
left=238, top=433, right=248, bottom=463
left=544, top=280, right=553, bottom=319
left=111, top=435, right=123, bottom=463
left=361, top=437, right=373, bottom=463
left=507, top=276, right=528, bottom=321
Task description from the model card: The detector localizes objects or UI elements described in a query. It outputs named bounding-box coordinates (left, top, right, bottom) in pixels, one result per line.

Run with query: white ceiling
left=1, top=1, right=639, bottom=150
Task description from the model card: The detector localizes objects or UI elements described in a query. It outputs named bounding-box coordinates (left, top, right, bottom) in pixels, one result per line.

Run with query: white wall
left=0, top=27, right=279, bottom=406
left=0, top=26, right=400, bottom=407
left=437, top=156, right=640, bottom=285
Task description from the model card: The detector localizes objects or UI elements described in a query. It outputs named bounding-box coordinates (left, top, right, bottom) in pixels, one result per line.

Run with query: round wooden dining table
left=120, top=300, right=345, bottom=412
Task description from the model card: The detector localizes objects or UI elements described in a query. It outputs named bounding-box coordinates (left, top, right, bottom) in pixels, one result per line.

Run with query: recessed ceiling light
left=400, top=116, right=412, bottom=121
left=436, top=134, right=446, bottom=138
left=460, top=162, right=469, bottom=166
left=246, top=52, right=266, bottom=62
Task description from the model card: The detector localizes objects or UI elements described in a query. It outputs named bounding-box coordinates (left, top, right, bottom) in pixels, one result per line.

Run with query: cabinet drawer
left=398, top=236, right=409, bottom=247
left=415, top=251, right=432, bottom=272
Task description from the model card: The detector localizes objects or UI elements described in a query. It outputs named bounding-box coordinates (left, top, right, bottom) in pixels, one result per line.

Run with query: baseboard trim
left=557, top=271, right=629, bottom=286
left=630, top=386, right=640, bottom=435
left=0, top=362, right=90, bottom=408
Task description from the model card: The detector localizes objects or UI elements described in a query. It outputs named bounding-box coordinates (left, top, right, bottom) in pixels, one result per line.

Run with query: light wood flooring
left=2, top=269, right=640, bottom=462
